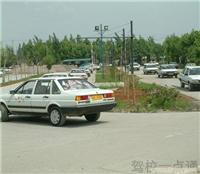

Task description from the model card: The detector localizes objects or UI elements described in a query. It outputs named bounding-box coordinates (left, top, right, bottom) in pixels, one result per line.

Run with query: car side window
left=16, top=81, right=36, bottom=94
left=52, top=81, right=61, bottom=94
left=34, top=80, right=51, bottom=94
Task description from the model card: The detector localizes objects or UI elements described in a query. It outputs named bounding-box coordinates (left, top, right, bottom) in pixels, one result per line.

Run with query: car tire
left=175, top=74, right=177, bottom=78
left=180, top=81, right=185, bottom=88
left=85, top=113, right=100, bottom=122
left=0, top=104, right=9, bottom=122
left=188, top=83, right=194, bottom=91
left=49, top=106, right=66, bottom=126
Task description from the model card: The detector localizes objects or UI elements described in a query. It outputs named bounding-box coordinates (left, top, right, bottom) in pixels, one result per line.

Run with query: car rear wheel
left=49, top=107, right=66, bottom=126
left=0, top=104, right=9, bottom=122
left=85, top=113, right=100, bottom=122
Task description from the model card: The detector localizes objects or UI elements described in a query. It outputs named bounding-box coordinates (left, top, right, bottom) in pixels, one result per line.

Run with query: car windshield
left=71, top=70, right=84, bottom=73
left=161, top=65, right=175, bottom=69
left=189, top=68, right=200, bottom=75
left=145, top=64, right=157, bottom=68
left=58, top=79, right=96, bottom=90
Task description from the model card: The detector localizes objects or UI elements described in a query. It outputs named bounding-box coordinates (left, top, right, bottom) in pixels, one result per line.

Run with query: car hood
left=161, top=69, right=178, bottom=72
left=145, top=67, right=158, bottom=70
left=188, top=75, right=200, bottom=80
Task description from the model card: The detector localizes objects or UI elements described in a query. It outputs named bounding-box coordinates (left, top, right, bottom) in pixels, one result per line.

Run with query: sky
left=1, top=0, right=199, bottom=47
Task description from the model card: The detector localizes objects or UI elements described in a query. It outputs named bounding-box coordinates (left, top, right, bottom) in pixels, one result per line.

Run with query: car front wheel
left=85, top=113, right=100, bottom=122
left=49, top=107, right=66, bottom=126
left=0, top=104, right=9, bottom=122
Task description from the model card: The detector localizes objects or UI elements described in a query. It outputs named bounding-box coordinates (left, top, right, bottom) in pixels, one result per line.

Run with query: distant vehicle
left=0, top=70, right=4, bottom=77
left=143, top=63, right=158, bottom=74
left=185, top=63, right=196, bottom=67
left=178, top=66, right=200, bottom=91
left=93, top=64, right=100, bottom=70
left=79, top=63, right=93, bottom=73
left=157, top=64, right=179, bottom=78
left=79, top=68, right=91, bottom=77
left=169, top=62, right=178, bottom=69
left=42, top=72, right=68, bottom=78
left=127, top=62, right=141, bottom=71
left=0, top=77, right=116, bottom=126
left=69, top=69, right=88, bottom=80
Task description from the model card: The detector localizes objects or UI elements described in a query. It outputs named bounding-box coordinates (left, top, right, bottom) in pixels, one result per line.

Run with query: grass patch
left=0, top=74, right=44, bottom=87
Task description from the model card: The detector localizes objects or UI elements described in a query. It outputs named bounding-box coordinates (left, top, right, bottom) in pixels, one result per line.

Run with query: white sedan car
left=157, top=64, right=178, bottom=78
left=69, top=69, right=88, bottom=80
left=0, top=77, right=116, bottom=126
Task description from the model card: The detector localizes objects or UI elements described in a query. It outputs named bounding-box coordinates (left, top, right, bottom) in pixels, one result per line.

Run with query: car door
left=182, top=68, right=189, bottom=83
left=31, top=79, right=51, bottom=113
left=7, top=80, right=36, bottom=113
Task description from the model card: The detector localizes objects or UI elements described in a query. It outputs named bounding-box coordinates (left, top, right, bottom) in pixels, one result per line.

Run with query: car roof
left=33, top=76, right=84, bottom=81
left=42, top=72, right=68, bottom=75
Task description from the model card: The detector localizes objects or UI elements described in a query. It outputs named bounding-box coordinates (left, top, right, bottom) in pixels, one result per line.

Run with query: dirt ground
left=114, top=87, right=145, bottom=102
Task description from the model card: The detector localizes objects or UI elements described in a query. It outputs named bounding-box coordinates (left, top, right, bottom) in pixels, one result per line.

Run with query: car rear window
left=58, top=79, right=96, bottom=90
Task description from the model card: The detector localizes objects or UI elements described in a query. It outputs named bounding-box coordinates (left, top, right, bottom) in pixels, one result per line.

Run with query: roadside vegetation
left=1, top=30, right=199, bottom=74
left=96, top=67, right=199, bottom=112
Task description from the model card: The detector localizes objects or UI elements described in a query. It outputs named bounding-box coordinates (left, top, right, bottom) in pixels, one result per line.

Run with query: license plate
left=91, top=95, right=103, bottom=100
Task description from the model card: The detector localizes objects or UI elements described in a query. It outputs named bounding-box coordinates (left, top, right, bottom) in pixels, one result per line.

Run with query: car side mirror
left=10, top=90, right=16, bottom=94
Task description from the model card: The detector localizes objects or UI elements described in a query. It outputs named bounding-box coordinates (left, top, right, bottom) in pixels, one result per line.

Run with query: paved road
left=134, top=69, right=200, bottom=101
left=1, top=112, right=199, bottom=173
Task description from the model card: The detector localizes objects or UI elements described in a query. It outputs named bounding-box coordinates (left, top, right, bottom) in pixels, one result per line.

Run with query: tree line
left=1, top=30, right=199, bottom=71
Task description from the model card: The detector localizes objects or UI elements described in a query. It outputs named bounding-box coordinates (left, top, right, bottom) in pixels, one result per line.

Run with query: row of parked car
left=0, top=63, right=116, bottom=126
left=127, top=62, right=200, bottom=91
left=43, top=63, right=96, bottom=80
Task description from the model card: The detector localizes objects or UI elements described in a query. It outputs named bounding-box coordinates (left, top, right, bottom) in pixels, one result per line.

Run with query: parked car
left=93, top=64, right=100, bottom=70
left=42, top=72, right=68, bottom=78
left=0, top=77, right=116, bottom=126
left=79, top=68, right=91, bottom=77
left=169, top=62, right=179, bottom=69
left=185, top=63, right=196, bottom=67
left=69, top=69, right=88, bottom=80
left=0, top=70, right=4, bottom=77
left=127, top=62, right=141, bottom=71
left=143, top=63, right=158, bottom=74
left=178, top=66, right=200, bottom=91
left=157, top=64, right=179, bottom=78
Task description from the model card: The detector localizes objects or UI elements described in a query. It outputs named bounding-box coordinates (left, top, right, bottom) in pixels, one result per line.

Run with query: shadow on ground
left=5, top=115, right=108, bottom=128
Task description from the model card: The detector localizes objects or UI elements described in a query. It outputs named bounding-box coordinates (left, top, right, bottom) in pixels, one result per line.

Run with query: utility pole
left=94, top=24, right=108, bottom=77
left=130, top=20, right=134, bottom=74
left=122, top=28, right=126, bottom=72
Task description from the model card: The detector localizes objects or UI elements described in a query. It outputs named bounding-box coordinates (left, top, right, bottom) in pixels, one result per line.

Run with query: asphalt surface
left=134, top=69, right=200, bottom=101
left=1, top=112, right=199, bottom=173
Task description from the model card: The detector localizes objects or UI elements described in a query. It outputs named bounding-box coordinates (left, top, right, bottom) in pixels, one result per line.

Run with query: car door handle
left=25, top=96, right=31, bottom=98
left=43, top=96, right=49, bottom=99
